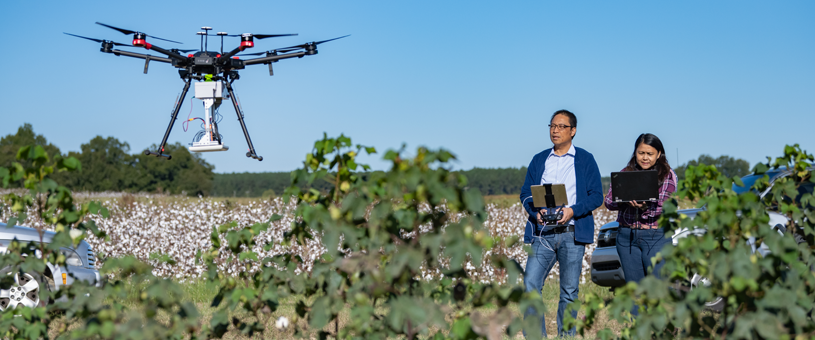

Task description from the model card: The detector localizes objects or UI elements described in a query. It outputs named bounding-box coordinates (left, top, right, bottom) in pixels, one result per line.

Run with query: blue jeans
left=616, top=227, right=672, bottom=315
left=523, top=230, right=585, bottom=338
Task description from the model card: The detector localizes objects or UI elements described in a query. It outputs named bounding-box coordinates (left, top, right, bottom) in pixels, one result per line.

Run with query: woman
left=604, top=133, right=677, bottom=286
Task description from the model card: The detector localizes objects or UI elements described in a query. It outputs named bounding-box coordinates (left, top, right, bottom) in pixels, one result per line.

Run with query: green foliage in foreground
left=3, top=134, right=808, bottom=339
left=0, top=146, right=206, bottom=339
left=200, top=134, right=544, bottom=339
left=570, top=144, right=815, bottom=339
left=0, top=135, right=546, bottom=339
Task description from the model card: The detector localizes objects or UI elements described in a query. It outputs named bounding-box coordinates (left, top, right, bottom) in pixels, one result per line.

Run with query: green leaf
left=57, top=156, right=81, bottom=171
left=450, top=317, right=477, bottom=339
left=463, top=189, right=484, bottom=214
left=753, top=162, right=769, bottom=174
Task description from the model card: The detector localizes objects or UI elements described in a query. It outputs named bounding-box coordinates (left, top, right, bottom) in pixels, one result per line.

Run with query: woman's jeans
left=615, top=226, right=672, bottom=315
left=523, top=230, right=585, bottom=338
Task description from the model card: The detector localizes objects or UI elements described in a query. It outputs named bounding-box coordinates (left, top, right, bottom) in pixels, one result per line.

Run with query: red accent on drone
left=233, top=56, right=239, bottom=59
left=143, top=42, right=152, bottom=50
left=188, top=54, right=194, bottom=58
left=240, top=41, right=254, bottom=48
left=132, top=39, right=147, bottom=47
left=216, top=54, right=221, bottom=58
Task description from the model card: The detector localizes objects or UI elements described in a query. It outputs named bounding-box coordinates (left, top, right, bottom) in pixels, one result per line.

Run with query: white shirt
left=541, top=143, right=577, bottom=225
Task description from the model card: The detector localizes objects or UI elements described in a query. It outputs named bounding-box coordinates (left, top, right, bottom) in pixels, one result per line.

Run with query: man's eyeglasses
left=548, top=124, right=573, bottom=131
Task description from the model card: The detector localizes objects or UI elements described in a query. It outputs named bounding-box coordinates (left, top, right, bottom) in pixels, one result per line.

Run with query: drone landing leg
left=223, top=81, right=263, bottom=161
left=144, top=77, right=192, bottom=159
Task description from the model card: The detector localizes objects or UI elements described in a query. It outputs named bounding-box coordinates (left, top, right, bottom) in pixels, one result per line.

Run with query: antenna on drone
left=201, top=27, right=212, bottom=51
left=217, top=32, right=228, bottom=54
left=197, top=31, right=206, bottom=51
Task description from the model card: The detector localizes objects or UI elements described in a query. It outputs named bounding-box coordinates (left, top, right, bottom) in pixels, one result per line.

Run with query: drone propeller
left=237, top=49, right=285, bottom=57
left=212, top=33, right=298, bottom=39
left=95, top=22, right=183, bottom=44
left=237, top=35, right=350, bottom=56
left=63, top=32, right=130, bottom=46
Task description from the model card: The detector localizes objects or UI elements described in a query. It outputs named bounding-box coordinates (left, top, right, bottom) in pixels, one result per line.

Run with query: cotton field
left=0, top=191, right=616, bottom=283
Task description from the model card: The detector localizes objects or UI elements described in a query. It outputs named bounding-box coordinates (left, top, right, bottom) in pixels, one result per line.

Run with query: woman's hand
left=628, top=200, right=645, bottom=208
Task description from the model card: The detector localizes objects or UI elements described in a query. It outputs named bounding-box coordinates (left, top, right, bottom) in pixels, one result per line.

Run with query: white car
left=0, top=223, right=101, bottom=310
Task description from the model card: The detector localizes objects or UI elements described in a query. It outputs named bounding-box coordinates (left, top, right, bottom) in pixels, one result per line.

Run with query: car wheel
left=0, top=268, right=49, bottom=311
left=690, top=274, right=724, bottom=312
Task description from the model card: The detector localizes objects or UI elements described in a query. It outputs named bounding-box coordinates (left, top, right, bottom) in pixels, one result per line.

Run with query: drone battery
left=194, top=82, right=223, bottom=99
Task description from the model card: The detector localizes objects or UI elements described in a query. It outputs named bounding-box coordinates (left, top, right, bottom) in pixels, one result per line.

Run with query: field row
left=0, top=191, right=617, bottom=282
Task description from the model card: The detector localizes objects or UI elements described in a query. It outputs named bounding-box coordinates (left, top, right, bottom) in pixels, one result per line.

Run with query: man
left=520, top=109, right=603, bottom=338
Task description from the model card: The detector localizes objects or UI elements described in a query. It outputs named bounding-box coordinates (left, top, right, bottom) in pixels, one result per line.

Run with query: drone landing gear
left=144, top=74, right=263, bottom=161
left=144, top=78, right=193, bottom=159
left=224, top=81, right=262, bottom=161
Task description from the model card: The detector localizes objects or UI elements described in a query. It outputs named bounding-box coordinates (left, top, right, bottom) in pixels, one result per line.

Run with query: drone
left=66, top=22, right=348, bottom=161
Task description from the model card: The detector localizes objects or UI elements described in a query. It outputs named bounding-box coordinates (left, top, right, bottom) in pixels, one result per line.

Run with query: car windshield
left=795, top=182, right=814, bottom=208
left=732, top=171, right=782, bottom=195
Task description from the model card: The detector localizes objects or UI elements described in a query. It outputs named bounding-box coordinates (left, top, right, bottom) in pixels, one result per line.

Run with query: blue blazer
left=519, top=146, right=603, bottom=244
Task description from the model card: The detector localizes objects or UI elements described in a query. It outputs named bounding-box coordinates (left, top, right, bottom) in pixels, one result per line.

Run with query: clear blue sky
left=2, top=1, right=813, bottom=177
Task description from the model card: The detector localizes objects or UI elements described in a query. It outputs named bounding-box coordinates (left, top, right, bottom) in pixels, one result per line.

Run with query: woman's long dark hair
left=624, top=133, right=672, bottom=183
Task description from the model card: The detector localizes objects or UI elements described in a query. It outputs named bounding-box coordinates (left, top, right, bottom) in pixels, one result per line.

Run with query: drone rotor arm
left=125, top=39, right=188, bottom=62
left=218, top=45, right=249, bottom=63
left=142, top=44, right=188, bottom=62
left=110, top=49, right=172, bottom=63
left=242, top=50, right=307, bottom=65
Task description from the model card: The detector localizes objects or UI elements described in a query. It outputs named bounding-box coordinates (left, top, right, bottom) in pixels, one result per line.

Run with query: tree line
left=1, top=124, right=214, bottom=196
left=1, top=124, right=750, bottom=197
left=212, top=167, right=532, bottom=197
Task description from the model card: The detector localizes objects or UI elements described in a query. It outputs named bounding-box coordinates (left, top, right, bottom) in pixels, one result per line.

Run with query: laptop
left=610, top=170, right=659, bottom=203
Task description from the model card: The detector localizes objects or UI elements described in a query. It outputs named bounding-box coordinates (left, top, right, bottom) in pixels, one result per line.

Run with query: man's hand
left=557, top=207, right=574, bottom=224
left=536, top=211, right=545, bottom=224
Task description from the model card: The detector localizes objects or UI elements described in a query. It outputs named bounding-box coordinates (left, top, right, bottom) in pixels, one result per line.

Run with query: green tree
left=675, top=154, right=750, bottom=180
left=65, top=136, right=134, bottom=192
left=131, top=143, right=215, bottom=196
left=0, top=124, right=62, bottom=168
left=0, top=124, right=64, bottom=187
left=211, top=167, right=532, bottom=198
left=457, top=167, right=527, bottom=195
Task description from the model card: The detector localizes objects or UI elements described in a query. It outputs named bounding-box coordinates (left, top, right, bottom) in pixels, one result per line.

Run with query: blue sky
left=2, top=1, right=813, bottom=177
